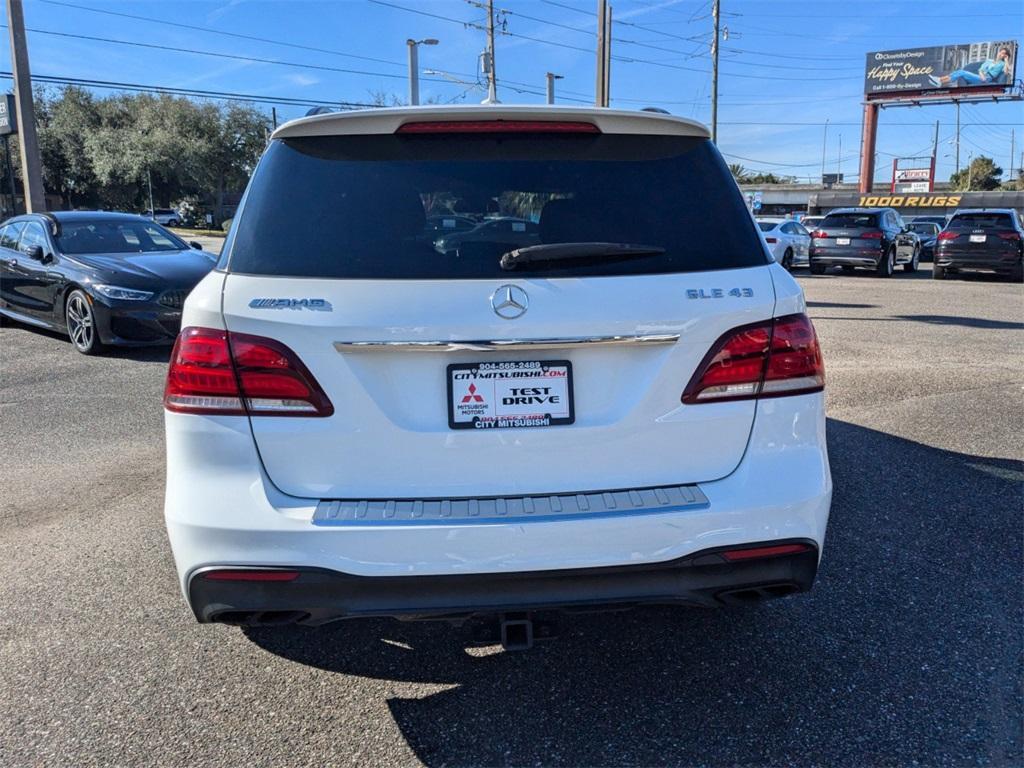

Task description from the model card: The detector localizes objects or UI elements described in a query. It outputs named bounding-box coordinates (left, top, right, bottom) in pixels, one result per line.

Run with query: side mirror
left=189, top=241, right=203, bottom=250
left=27, top=245, right=44, bottom=261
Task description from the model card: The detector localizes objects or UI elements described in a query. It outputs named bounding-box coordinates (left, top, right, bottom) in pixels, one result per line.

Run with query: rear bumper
left=188, top=541, right=820, bottom=624
left=165, top=391, right=832, bottom=619
left=809, top=248, right=880, bottom=267
left=934, top=251, right=1022, bottom=274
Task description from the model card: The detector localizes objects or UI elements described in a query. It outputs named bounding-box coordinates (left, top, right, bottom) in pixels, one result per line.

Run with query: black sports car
left=0, top=211, right=217, bottom=354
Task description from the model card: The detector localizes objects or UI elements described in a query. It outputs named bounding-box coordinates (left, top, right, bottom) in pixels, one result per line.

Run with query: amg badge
left=248, top=298, right=332, bottom=310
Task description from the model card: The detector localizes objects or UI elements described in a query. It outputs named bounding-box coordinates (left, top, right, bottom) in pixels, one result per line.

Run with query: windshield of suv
left=226, top=133, right=766, bottom=279
left=947, top=213, right=1015, bottom=230
left=821, top=213, right=878, bottom=228
left=57, top=220, right=187, bottom=254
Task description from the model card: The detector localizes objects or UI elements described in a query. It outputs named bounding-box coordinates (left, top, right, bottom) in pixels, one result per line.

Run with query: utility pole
left=146, top=168, right=154, bottom=215
left=546, top=72, right=563, bottom=105
left=595, top=0, right=607, bottom=107
left=930, top=119, right=939, bottom=191
left=6, top=0, right=45, bottom=212
left=954, top=100, right=961, bottom=177
left=711, top=0, right=720, bottom=143
left=820, top=118, right=829, bottom=187
left=602, top=5, right=612, bottom=106
left=271, top=107, right=277, bottom=130
left=837, top=133, right=842, bottom=178
left=483, top=0, right=498, bottom=104
left=1009, top=128, right=1015, bottom=181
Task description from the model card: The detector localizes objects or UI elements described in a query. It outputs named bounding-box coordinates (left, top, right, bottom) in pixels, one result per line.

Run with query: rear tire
left=168, top=219, right=179, bottom=227
left=876, top=247, right=895, bottom=277
left=1011, top=265, right=1024, bottom=283
left=903, top=246, right=919, bottom=273
left=932, top=262, right=946, bottom=280
left=781, top=248, right=794, bottom=270
left=841, top=265, right=856, bottom=273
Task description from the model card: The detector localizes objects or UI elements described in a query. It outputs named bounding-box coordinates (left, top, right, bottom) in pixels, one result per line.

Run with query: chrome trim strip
left=312, top=483, right=708, bottom=526
left=333, top=334, right=679, bottom=353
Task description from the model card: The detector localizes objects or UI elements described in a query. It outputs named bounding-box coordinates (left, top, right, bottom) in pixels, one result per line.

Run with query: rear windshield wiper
left=499, top=242, right=666, bottom=271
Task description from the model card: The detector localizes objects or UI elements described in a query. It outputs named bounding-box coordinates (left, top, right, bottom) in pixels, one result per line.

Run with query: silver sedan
left=757, top=218, right=811, bottom=270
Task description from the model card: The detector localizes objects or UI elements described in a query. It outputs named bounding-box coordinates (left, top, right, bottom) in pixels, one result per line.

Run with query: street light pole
left=406, top=38, right=439, bottom=106
left=546, top=72, right=563, bottom=105
left=820, top=118, right=829, bottom=187
left=147, top=168, right=155, bottom=216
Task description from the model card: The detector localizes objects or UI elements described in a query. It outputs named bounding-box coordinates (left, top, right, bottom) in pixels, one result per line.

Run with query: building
left=739, top=183, right=1024, bottom=218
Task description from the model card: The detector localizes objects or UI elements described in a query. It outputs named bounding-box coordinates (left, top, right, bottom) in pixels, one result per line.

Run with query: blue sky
left=4, top=0, right=1023, bottom=184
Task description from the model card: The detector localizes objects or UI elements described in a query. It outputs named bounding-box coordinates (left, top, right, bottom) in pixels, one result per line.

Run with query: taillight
left=937, top=231, right=959, bottom=241
left=997, top=232, right=1021, bottom=241
left=811, top=230, right=827, bottom=239
left=164, top=327, right=334, bottom=417
left=682, top=313, right=824, bottom=404
left=860, top=231, right=883, bottom=239
left=396, top=120, right=600, bottom=134
left=721, top=543, right=812, bottom=562
left=765, top=237, right=777, bottom=244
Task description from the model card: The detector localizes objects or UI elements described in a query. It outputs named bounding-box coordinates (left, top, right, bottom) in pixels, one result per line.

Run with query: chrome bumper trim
left=312, top=483, right=709, bottom=526
left=333, top=334, right=679, bottom=353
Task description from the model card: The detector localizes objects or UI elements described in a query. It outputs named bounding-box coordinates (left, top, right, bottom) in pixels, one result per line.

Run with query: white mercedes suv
left=163, top=106, right=831, bottom=641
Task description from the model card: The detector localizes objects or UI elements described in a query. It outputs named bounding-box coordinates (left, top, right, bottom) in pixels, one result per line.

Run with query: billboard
left=0, top=95, right=15, bottom=136
left=865, top=41, right=1017, bottom=98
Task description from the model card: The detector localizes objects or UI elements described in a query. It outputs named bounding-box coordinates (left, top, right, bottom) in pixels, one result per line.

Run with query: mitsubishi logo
left=461, top=383, right=485, bottom=403
left=490, top=284, right=529, bottom=319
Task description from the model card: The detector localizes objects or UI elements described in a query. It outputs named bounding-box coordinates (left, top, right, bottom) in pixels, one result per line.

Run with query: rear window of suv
left=820, top=213, right=879, bottom=228
left=947, top=213, right=1016, bottom=230
left=226, top=132, right=766, bottom=279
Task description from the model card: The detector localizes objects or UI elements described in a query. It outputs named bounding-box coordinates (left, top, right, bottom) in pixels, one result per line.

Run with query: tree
left=18, top=86, right=270, bottom=217
left=949, top=155, right=1002, bottom=191
left=728, top=163, right=749, bottom=182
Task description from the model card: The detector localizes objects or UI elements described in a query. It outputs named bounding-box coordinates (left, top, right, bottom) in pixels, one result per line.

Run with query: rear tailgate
left=224, top=268, right=774, bottom=498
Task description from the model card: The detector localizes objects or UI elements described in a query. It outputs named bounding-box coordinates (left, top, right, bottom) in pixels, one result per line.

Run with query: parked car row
left=760, top=207, right=1023, bottom=282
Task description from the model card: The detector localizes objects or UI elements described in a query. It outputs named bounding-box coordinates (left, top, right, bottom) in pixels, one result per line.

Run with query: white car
left=757, top=217, right=811, bottom=270
left=145, top=208, right=181, bottom=227
left=163, top=105, right=831, bottom=646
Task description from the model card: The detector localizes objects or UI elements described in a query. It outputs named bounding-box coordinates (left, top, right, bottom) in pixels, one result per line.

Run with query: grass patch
left=169, top=227, right=226, bottom=238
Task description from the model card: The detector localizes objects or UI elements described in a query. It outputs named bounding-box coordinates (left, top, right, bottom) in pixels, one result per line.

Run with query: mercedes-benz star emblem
left=490, top=284, right=529, bottom=319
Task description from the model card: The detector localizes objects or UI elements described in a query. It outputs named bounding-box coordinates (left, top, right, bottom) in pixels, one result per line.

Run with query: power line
left=39, top=0, right=406, bottom=68
left=0, top=71, right=379, bottom=109
left=7, top=24, right=443, bottom=83
left=367, top=0, right=867, bottom=81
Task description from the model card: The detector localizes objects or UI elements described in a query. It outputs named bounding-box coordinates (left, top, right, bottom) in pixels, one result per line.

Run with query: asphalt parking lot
left=1, top=267, right=1021, bottom=766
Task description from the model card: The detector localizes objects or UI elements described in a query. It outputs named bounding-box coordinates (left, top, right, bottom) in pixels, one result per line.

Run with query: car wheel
left=876, top=247, right=895, bottom=277
left=66, top=289, right=104, bottom=355
left=932, top=262, right=946, bottom=280
left=809, top=262, right=826, bottom=275
left=1011, top=265, right=1024, bottom=283
left=781, top=248, right=794, bottom=270
left=168, top=219, right=179, bottom=227
left=904, top=246, right=919, bottom=273
left=841, top=265, right=856, bottom=273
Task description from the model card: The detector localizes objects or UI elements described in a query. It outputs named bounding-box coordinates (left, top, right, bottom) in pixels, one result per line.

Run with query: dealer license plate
left=969, top=234, right=987, bottom=243
left=836, top=237, right=850, bottom=245
left=447, top=361, right=574, bottom=430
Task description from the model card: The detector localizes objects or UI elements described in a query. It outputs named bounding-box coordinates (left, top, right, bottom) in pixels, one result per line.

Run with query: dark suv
left=933, top=209, right=1024, bottom=282
left=809, top=207, right=919, bottom=276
